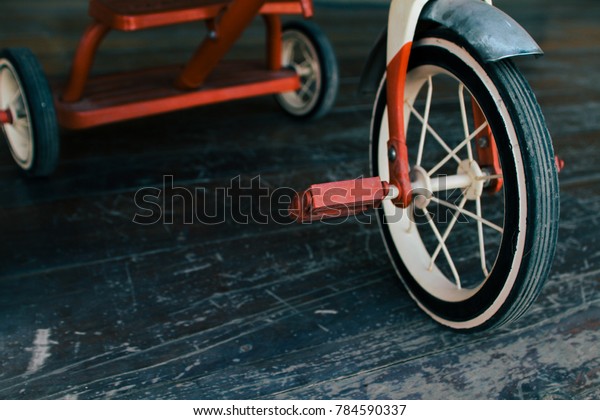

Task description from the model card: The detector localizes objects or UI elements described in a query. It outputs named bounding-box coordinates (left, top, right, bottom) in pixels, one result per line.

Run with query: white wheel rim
left=277, top=29, right=322, bottom=115
left=0, top=58, right=34, bottom=169
left=376, top=38, right=527, bottom=317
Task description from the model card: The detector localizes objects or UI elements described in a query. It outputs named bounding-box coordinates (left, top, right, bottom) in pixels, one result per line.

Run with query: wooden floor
left=0, top=0, right=599, bottom=399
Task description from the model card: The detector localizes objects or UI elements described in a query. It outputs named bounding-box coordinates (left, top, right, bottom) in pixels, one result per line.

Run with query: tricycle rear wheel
left=0, top=48, right=59, bottom=177
left=276, top=20, right=338, bottom=120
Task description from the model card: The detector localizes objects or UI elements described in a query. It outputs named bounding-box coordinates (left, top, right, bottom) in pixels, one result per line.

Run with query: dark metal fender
left=421, top=0, right=543, bottom=61
left=359, top=0, right=543, bottom=94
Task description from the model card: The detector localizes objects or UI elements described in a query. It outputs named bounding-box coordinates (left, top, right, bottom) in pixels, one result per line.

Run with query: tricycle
left=0, top=0, right=561, bottom=332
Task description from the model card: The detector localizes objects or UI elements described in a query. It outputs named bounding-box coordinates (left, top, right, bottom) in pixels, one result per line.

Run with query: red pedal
left=289, top=177, right=389, bottom=222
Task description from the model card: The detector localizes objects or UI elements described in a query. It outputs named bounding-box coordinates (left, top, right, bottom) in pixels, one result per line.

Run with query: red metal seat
left=89, top=0, right=312, bottom=31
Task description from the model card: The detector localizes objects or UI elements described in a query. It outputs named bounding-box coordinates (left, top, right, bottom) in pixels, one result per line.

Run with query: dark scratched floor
left=0, top=0, right=599, bottom=399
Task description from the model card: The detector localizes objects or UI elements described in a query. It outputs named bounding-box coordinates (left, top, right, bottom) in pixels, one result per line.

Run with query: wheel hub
left=457, top=160, right=485, bottom=200
left=410, top=162, right=483, bottom=208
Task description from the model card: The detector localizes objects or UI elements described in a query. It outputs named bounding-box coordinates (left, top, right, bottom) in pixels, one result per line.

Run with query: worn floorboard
left=0, top=0, right=599, bottom=399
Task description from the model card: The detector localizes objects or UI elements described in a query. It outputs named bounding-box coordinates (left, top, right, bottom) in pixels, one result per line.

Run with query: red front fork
left=385, top=42, right=414, bottom=208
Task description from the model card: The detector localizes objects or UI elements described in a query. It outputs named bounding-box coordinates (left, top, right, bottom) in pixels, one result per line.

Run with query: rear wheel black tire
left=0, top=48, right=59, bottom=177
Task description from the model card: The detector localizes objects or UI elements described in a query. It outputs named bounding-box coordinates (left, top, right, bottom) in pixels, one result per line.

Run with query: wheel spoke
left=0, top=67, right=20, bottom=108
left=299, top=58, right=311, bottom=67
left=430, top=196, right=503, bottom=233
left=429, top=195, right=468, bottom=270
left=476, top=197, right=490, bottom=277
left=421, top=206, right=462, bottom=289
left=296, top=63, right=313, bottom=77
left=406, top=203, right=415, bottom=233
left=300, top=44, right=312, bottom=63
left=427, top=121, right=488, bottom=177
left=406, top=101, right=462, bottom=166
left=416, top=77, right=433, bottom=167
left=458, top=84, right=474, bottom=162
left=9, top=88, right=21, bottom=107
left=13, top=117, right=29, bottom=130
left=282, top=45, right=293, bottom=65
left=299, top=78, right=315, bottom=98
left=14, top=109, right=28, bottom=121
left=13, top=121, right=30, bottom=137
left=476, top=174, right=503, bottom=181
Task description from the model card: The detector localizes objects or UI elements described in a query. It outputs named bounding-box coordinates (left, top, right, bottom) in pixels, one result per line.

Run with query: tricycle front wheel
left=371, top=30, right=560, bottom=331
left=0, top=48, right=60, bottom=177
left=276, top=20, right=338, bottom=120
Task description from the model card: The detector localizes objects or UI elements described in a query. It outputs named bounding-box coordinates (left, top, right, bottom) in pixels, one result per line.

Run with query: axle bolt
left=388, top=146, right=397, bottom=162
left=478, top=136, right=489, bottom=148
left=0, top=109, right=13, bottom=125
left=480, top=166, right=493, bottom=188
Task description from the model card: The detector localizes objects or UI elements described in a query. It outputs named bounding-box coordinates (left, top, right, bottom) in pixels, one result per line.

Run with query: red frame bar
left=298, top=0, right=314, bottom=18
left=56, top=63, right=299, bottom=129
left=62, top=22, right=111, bottom=103
left=89, top=0, right=226, bottom=31
left=263, top=14, right=282, bottom=71
left=176, top=0, right=267, bottom=89
left=89, top=1, right=311, bottom=31
left=262, top=0, right=313, bottom=18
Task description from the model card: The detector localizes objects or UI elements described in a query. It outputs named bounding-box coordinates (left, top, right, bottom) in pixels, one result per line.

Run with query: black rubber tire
left=0, top=48, right=60, bottom=177
left=370, top=30, right=560, bottom=331
left=275, top=20, right=338, bottom=120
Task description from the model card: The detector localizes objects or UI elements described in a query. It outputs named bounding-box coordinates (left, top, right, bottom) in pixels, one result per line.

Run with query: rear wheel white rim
left=0, top=58, right=33, bottom=169
left=278, top=30, right=322, bottom=115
